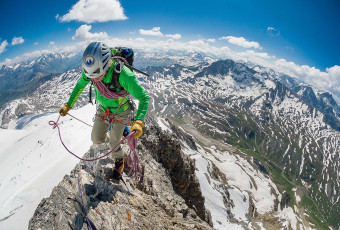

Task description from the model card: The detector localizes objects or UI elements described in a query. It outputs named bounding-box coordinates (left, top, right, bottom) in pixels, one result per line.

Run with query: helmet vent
left=103, top=62, right=108, bottom=71
left=102, top=51, right=109, bottom=57
left=93, top=68, right=100, bottom=74
left=103, top=56, right=109, bottom=63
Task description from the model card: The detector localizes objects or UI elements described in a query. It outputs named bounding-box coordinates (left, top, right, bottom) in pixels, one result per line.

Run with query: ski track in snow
left=0, top=104, right=95, bottom=230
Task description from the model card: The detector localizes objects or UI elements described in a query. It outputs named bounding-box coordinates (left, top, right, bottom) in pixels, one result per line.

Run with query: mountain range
left=0, top=51, right=339, bottom=229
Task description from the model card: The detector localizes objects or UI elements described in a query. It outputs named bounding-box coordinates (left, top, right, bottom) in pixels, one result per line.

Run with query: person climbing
left=59, top=42, right=149, bottom=180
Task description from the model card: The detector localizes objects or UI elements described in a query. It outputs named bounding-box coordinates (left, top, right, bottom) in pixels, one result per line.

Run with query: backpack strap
left=88, top=81, right=94, bottom=104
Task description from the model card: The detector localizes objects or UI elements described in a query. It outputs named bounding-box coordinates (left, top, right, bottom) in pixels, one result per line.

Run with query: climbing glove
left=59, top=103, right=71, bottom=116
left=131, top=120, right=145, bottom=139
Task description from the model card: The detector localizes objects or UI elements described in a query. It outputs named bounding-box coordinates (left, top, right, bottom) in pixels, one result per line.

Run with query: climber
left=59, top=42, right=149, bottom=180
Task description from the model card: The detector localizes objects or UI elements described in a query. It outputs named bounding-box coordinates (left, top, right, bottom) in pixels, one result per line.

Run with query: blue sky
left=0, top=0, right=340, bottom=100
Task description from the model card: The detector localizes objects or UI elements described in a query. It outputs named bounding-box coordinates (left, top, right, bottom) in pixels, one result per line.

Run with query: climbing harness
left=97, top=107, right=131, bottom=125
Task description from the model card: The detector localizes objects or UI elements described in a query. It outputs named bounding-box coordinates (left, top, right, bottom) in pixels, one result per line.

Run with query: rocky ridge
left=28, top=116, right=213, bottom=230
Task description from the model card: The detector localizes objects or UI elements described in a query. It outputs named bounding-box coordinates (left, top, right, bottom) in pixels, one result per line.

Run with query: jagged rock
left=28, top=118, right=213, bottom=230
left=93, top=157, right=115, bottom=181
left=140, top=116, right=212, bottom=225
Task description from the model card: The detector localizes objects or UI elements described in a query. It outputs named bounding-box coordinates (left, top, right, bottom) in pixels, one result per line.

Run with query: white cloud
left=49, top=41, right=57, bottom=49
left=207, top=39, right=216, bottom=43
left=219, top=36, right=262, bottom=49
left=59, top=0, right=127, bottom=23
left=11, top=36, right=24, bottom=45
left=34, top=42, right=39, bottom=46
left=135, top=38, right=146, bottom=42
left=240, top=50, right=273, bottom=59
left=139, top=27, right=163, bottom=36
left=0, top=40, right=9, bottom=55
left=269, top=59, right=340, bottom=102
left=139, top=27, right=181, bottom=39
left=165, top=34, right=181, bottom=39
left=72, top=24, right=109, bottom=40
left=267, top=26, right=280, bottom=36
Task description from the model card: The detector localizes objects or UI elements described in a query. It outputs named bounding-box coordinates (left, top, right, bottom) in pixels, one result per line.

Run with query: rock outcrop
left=28, top=116, right=212, bottom=230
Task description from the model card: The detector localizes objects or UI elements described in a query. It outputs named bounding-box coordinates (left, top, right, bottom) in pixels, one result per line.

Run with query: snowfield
left=0, top=104, right=95, bottom=230
left=1, top=103, right=309, bottom=230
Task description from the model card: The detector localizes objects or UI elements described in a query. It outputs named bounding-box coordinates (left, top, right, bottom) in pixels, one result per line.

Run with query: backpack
left=88, top=47, right=134, bottom=104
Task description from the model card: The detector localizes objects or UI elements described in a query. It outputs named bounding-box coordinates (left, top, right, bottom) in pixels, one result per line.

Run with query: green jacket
left=67, top=62, right=149, bottom=121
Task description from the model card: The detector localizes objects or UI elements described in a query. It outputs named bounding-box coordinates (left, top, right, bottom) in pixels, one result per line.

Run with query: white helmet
left=82, top=42, right=111, bottom=79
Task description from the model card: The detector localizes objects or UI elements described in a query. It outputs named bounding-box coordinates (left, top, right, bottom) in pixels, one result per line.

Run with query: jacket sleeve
left=119, top=66, right=149, bottom=121
left=67, top=72, right=91, bottom=108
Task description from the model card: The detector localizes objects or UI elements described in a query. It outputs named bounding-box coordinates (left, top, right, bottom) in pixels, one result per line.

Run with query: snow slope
left=156, top=119, right=311, bottom=230
left=0, top=104, right=96, bottom=229
left=0, top=105, right=314, bottom=229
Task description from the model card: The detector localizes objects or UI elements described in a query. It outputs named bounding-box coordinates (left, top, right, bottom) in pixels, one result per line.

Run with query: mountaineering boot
left=112, top=158, right=124, bottom=180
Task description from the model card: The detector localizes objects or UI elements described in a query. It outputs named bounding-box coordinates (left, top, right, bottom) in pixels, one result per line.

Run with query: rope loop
left=49, top=113, right=141, bottom=181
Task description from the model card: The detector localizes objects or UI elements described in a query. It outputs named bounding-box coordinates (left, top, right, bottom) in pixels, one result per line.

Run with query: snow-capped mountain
left=0, top=52, right=81, bottom=106
left=140, top=59, right=340, bottom=229
left=0, top=52, right=339, bottom=229
left=0, top=68, right=90, bottom=127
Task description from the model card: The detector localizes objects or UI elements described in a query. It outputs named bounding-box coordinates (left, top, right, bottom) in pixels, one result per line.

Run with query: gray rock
left=29, top=116, right=213, bottom=230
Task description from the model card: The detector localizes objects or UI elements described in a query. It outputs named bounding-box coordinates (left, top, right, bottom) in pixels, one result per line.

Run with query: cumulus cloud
left=271, top=59, right=340, bottom=101
left=207, top=39, right=216, bottom=42
left=165, top=34, right=181, bottom=39
left=11, top=36, right=25, bottom=45
left=139, top=27, right=181, bottom=39
left=58, top=0, right=127, bottom=23
left=72, top=24, right=109, bottom=40
left=219, top=36, right=262, bottom=49
left=267, top=26, right=280, bottom=36
left=241, top=50, right=273, bottom=59
left=0, top=39, right=9, bottom=55
left=139, top=27, right=163, bottom=36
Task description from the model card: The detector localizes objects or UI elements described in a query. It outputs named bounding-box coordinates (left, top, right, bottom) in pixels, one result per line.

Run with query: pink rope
left=92, top=80, right=129, bottom=99
left=49, top=114, right=142, bottom=181
left=68, top=113, right=93, bottom=127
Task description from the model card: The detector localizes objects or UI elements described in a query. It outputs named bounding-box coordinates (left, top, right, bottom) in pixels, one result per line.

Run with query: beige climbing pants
left=91, top=107, right=130, bottom=159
